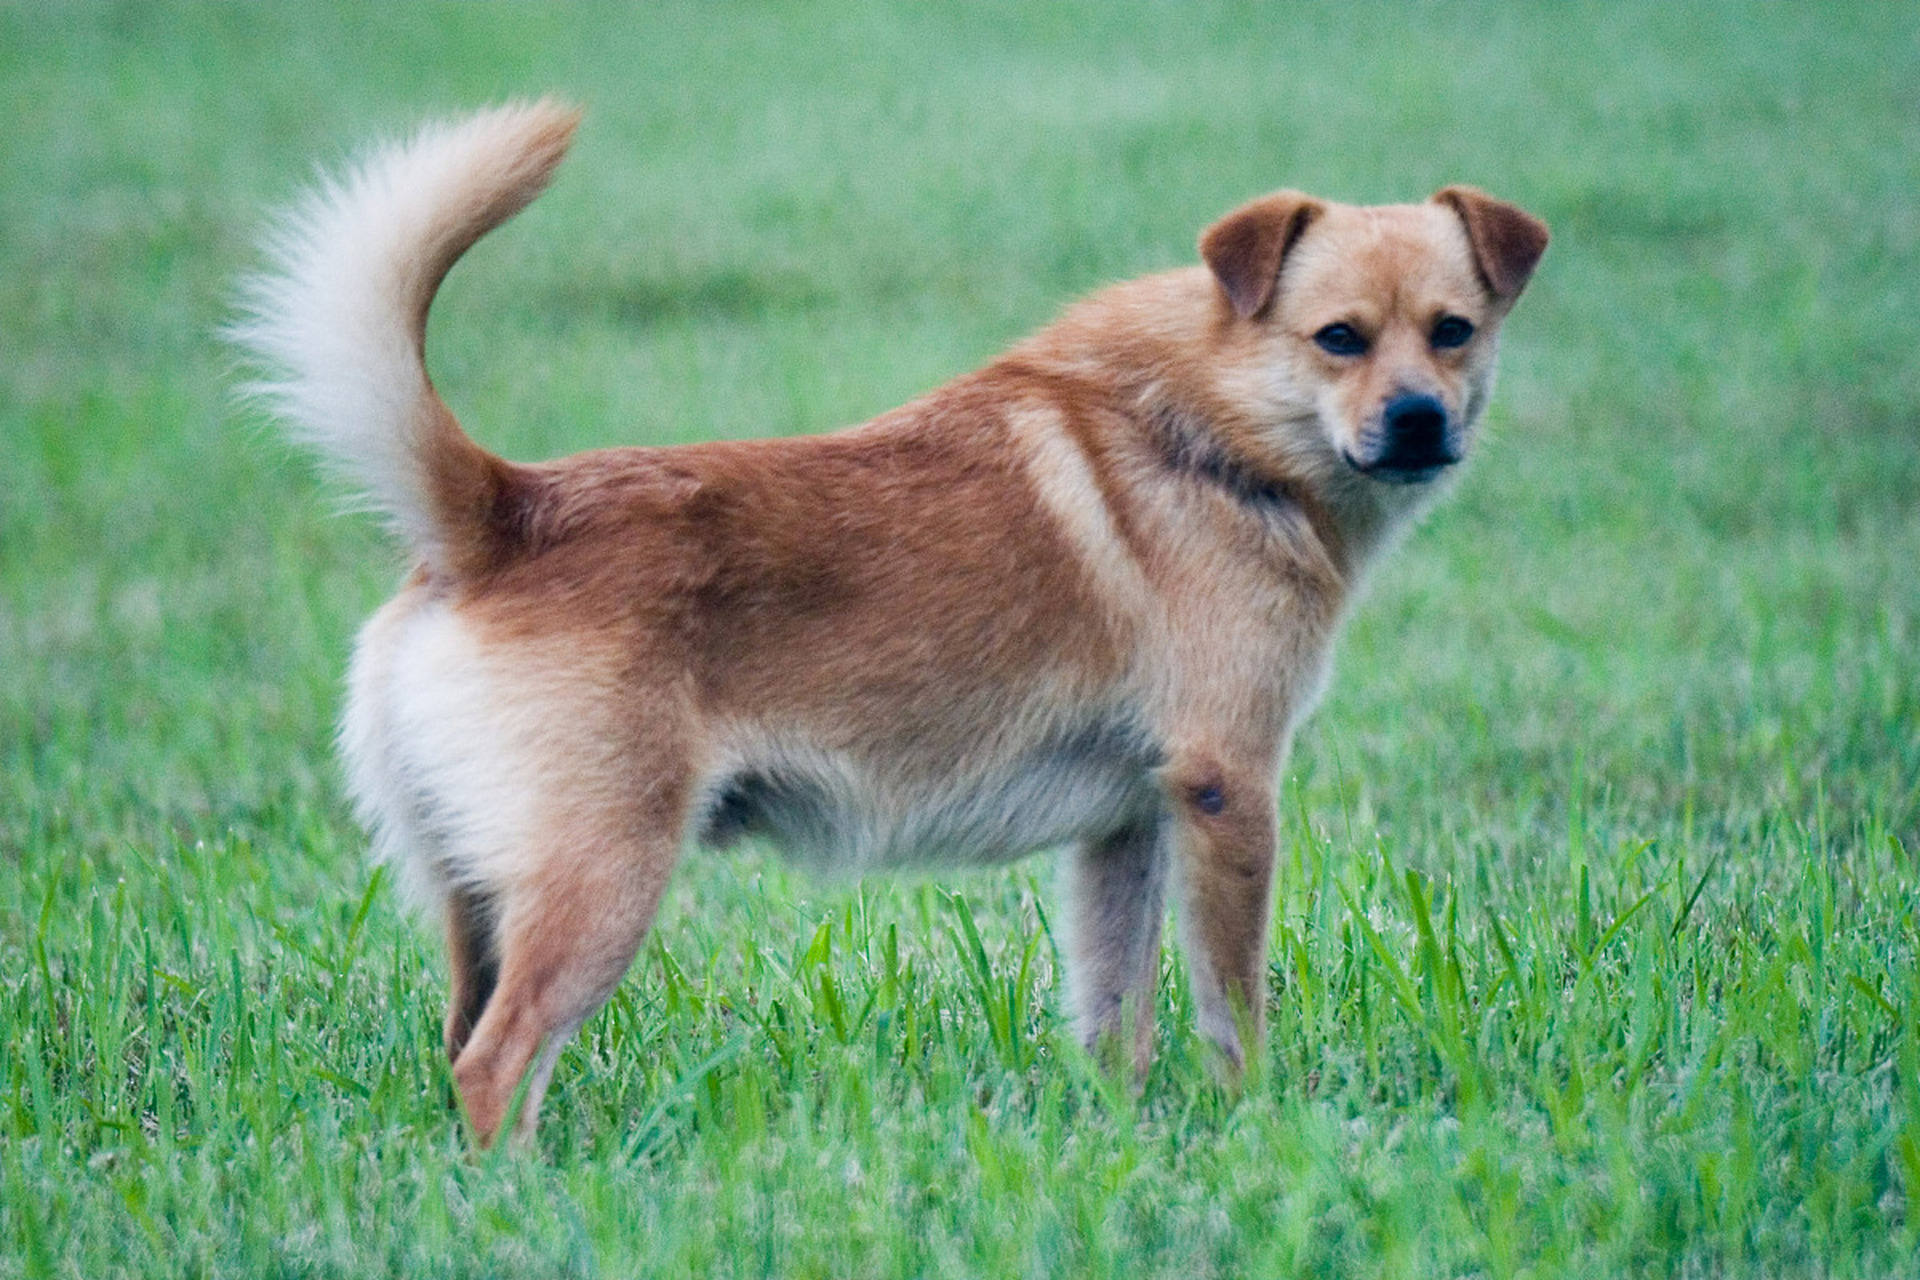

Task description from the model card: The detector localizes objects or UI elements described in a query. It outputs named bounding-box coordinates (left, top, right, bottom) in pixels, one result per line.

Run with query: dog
left=235, top=100, right=1546, bottom=1145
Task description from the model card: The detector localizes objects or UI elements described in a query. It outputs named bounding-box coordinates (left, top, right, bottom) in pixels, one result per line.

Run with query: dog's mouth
left=1344, top=393, right=1462, bottom=485
left=1342, top=449, right=1458, bottom=486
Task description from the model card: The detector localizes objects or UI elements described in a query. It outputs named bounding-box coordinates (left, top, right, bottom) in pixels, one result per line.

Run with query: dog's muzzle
left=1346, top=393, right=1460, bottom=485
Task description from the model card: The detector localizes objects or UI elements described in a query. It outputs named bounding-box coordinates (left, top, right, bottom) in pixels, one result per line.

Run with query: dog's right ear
left=1199, top=191, right=1324, bottom=320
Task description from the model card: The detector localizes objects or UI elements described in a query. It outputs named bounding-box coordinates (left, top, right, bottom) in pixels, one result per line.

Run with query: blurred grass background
left=2, top=2, right=1916, bottom=1276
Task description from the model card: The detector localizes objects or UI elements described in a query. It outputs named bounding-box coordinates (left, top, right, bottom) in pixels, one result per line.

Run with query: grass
left=3, top=0, right=1917, bottom=1274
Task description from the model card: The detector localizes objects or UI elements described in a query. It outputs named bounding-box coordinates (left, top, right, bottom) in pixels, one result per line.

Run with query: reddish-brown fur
left=243, top=103, right=1546, bottom=1145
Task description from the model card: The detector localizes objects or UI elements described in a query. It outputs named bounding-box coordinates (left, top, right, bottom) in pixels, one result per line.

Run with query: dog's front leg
left=1166, top=757, right=1278, bottom=1072
left=1060, top=817, right=1171, bottom=1078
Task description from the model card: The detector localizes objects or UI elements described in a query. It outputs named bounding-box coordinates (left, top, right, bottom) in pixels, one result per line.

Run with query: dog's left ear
left=1431, top=186, right=1550, bottom=303
left=1200, top=191, right=1324, bottom=320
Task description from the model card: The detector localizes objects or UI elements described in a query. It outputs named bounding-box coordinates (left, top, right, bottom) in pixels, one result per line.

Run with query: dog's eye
left=1431, top=315, right=1475, bottom=349
left=1313, top=323, right=1368, bottom=357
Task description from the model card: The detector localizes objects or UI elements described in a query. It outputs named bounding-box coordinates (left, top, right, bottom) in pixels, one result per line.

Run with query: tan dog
left=236, top=101, right=1546, bottom=1145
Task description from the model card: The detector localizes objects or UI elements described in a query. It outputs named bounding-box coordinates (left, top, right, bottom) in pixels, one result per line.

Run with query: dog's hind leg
left=449, top=818, right=682, bottom=1147
left=443, top=886, right=500, bottom=1062
left=1059, top=817, right=1170, bottom=1079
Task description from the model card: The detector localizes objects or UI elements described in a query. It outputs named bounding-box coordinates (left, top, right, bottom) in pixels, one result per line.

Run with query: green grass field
left=4, top=2, right=1917, bottom=1275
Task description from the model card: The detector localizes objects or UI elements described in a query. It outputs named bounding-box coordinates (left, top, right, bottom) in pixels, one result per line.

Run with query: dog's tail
left=232, top=100, right=581, bottom=579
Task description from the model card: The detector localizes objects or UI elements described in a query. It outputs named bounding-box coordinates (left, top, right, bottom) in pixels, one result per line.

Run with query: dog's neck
left=1139, top=397, right=1299, bottom=515
left=1134, top=382, right=1450, bottom=586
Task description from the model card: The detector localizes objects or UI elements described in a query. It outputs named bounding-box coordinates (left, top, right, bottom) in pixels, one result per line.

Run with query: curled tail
left=233, top=100, right=581, bottom=578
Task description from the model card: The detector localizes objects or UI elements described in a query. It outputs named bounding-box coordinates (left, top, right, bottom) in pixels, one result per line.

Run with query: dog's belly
left=698, top=716, right=1163, bottom=871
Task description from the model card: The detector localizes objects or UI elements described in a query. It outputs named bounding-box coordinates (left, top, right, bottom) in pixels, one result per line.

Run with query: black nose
left=1379, top=393, right=1452, bottom=467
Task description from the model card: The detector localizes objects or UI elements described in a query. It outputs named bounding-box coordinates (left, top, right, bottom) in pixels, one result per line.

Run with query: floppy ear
left=1431, top=185, right=1549, bottom=303
left=1199, top=191, right=1323, bottom=320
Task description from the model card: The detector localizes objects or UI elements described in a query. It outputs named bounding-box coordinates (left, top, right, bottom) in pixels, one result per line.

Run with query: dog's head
left=1201, top=186, right=1547, bottom=487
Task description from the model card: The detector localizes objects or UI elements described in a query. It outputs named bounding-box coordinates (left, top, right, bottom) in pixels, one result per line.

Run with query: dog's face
left=1201, top=187, right=1548, bottom=487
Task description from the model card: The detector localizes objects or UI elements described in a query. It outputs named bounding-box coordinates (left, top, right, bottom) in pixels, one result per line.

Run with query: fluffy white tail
left=232, top=100, right=581, bottom=575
